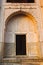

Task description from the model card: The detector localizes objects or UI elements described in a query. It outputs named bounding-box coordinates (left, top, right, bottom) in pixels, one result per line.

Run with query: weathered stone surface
left=0, top=0, right=43, bottom=65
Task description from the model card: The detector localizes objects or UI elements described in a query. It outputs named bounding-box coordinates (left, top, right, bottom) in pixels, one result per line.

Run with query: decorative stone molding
left=0, top=58, right=43, bottom=63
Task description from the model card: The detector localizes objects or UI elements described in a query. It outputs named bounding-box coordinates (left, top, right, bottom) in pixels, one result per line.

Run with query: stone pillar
left=0, top=1, right=5, bottom=59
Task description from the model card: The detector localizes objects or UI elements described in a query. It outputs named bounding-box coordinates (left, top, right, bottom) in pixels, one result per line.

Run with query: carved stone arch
left=4, top=11, right=40, bottom=58
left=5, top=11, right=37, bottom=28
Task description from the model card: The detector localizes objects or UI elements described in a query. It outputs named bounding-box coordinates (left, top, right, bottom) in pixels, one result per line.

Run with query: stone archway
left=4, top=11, right=40, bottom=58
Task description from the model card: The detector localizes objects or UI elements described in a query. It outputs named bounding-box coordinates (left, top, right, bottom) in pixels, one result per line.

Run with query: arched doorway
left=4, top=12, right=39, bottom=58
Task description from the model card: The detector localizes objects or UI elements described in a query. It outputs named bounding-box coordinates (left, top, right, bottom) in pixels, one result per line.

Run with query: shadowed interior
left=16, top=35, right=26, bottom=55
left=7, top=0, right=34, bottom=3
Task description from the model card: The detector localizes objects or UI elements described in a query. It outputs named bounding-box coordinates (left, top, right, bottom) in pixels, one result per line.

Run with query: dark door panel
left=7, top=0, right=34, bottom=3
left=16, top=35, right=26, bottom=55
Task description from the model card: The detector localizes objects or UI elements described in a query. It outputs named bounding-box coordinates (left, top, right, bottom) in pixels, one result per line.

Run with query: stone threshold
left=0, top=58, right=43, bottom=63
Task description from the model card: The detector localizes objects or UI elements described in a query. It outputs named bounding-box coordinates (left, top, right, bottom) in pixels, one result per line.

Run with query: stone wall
left=0, top=0, right=43, bottom=65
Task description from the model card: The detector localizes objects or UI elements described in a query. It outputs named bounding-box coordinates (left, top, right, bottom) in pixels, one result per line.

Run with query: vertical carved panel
left=4, top=43, right=16, bottom=58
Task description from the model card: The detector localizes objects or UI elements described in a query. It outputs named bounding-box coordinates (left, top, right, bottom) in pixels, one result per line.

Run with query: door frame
left=15, top=32, right=27, bottom=57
